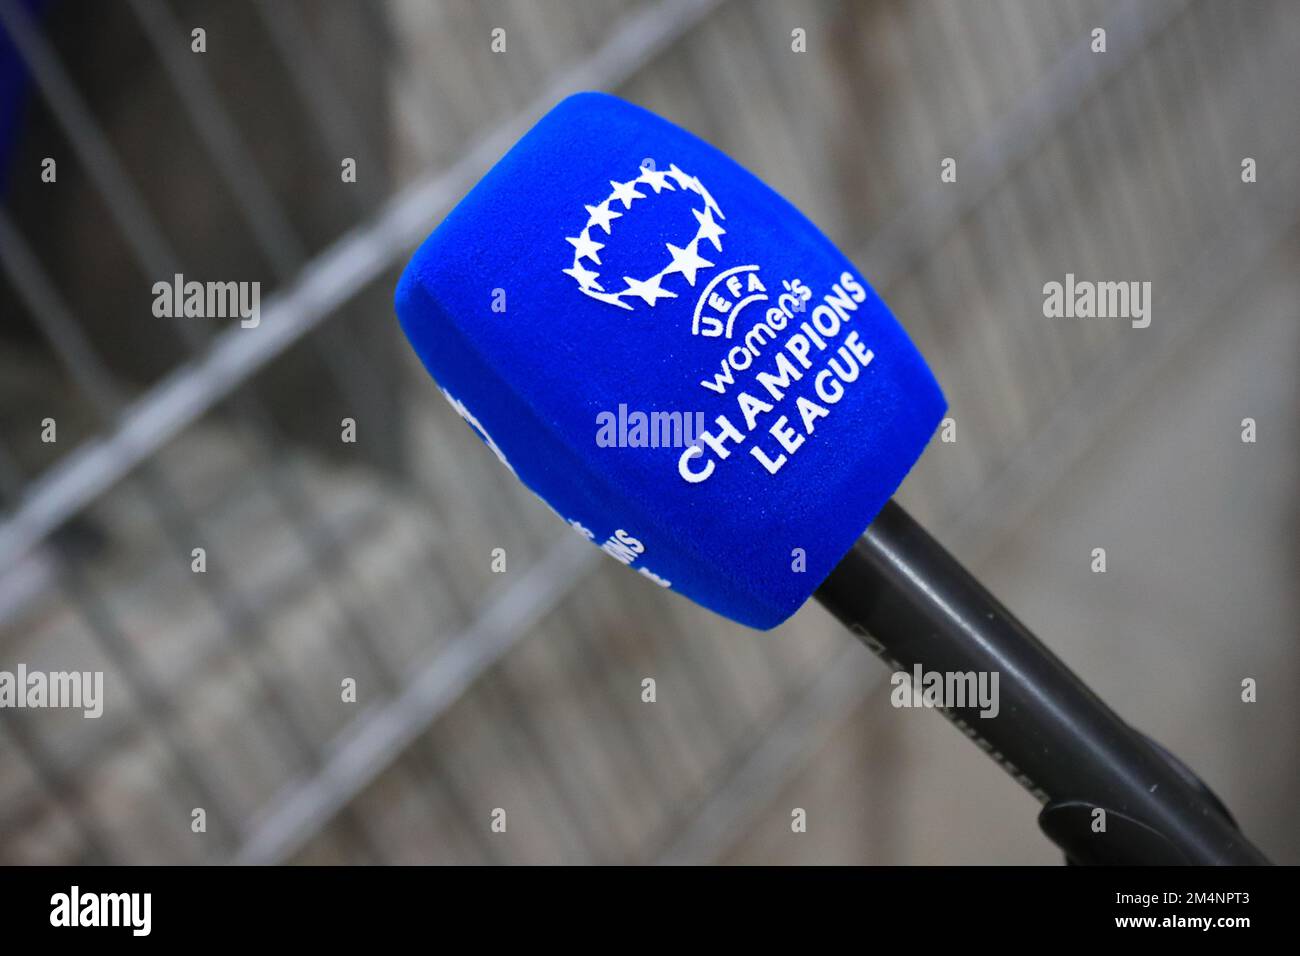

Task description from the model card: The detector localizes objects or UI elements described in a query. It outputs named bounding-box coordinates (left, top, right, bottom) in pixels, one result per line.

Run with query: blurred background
left=0, top=0, right=1295, bottom=865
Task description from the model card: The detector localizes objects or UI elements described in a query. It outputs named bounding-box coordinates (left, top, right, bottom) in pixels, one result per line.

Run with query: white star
left=621, top=273, right=678, bottom=307
left=609, top=179, right=647, bottom=209
left=563, top=261, right=602, bottom=290
left=581, top=287, right=633, bottom=311
left=636, top=166, right=676, bottom=194
left=699, top=185, right=724, bottom=220
left=566, top=231, right=605, bottom=264
left=667, top=163, right=699, bottom=193
left=692, top=205, right=727, bottom=251
left=662, top=239, right=713, bottom=287
left=585, top=202, right=621, bottom=234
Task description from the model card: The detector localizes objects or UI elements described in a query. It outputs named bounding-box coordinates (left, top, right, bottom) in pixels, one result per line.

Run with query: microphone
left=396, top=92, right=1266, bottom=865
left=396, top=91, right=945, bottom=630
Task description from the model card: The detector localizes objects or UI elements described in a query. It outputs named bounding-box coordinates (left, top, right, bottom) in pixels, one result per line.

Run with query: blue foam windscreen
left=396, top=92, right=946, bottom=629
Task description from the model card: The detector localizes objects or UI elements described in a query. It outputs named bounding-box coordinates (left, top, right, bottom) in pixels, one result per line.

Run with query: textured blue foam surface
left=396, top=92, right=945, bottom=629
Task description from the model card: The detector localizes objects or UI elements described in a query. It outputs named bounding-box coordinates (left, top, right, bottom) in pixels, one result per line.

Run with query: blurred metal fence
left=0, top=0, right=1295, bottom=864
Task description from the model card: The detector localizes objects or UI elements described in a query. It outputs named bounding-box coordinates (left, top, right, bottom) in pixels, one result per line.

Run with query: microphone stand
left=814, top=500, right=1269, bottom=865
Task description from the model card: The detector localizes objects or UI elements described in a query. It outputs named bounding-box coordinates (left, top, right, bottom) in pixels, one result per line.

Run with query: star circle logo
left=563, top=162, right=726, bottom=311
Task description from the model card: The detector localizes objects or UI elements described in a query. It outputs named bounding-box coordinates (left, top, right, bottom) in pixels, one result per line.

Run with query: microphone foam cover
left=396, top=92, right=945, bottom=629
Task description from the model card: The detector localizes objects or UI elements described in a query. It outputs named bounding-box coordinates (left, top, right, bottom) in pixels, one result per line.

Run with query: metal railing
left=0, top=0, right=1295, bottom=864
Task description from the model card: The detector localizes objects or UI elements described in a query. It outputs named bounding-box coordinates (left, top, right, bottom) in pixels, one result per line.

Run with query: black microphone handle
left=814, top=499, right=1269, bottom=865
